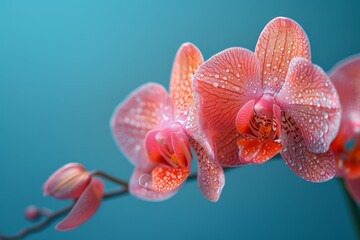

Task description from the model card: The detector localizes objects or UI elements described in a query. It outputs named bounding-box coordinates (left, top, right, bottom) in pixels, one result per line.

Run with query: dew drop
left=323, top=112, right=329, bottom=119
left=215, top=74, right=219, bottom=78
left=139, top=174, right=152, bottom=190
left=213, top=82, right=219, bottom=88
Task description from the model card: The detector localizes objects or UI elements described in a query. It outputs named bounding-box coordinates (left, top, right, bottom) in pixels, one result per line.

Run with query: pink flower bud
left=43, top=163, right=91, bottom=200
left=25, top=205, right=41, bottom=221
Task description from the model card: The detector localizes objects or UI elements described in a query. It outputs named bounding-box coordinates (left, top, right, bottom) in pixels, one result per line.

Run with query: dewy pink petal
left=193, top=47, right=262, bottom=166
left=255, top=17, right=311, bottom=93
left=276, top=57, right=341, bottom=153
left=330, top=54, right=360, bottom=140
left=170, top=43, right=204, bottom=122
left=111, top=83, right=173, bottom=169
left=279, top=110, right=336, bottom=182
left=174, top=43, right=225, bottom=201
left=43, top=163, right=91, bottom=200
left=194, top=47, right=262, bottom=135
left=56, top=177, right=104, bottom=231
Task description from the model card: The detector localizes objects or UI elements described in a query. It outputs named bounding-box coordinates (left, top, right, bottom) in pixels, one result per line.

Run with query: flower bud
left=25, top=205, right=41, bottom=221
left=43, top=163, right=91, bottom=200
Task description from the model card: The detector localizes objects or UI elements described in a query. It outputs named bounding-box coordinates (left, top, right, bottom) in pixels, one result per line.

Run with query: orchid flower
left=330, top=54, right=360, bottom=203
left=43, top=163, right=104, bottom=231
left=193, top=17, right=341, bottom=182
left=111, top=43, right=225, bottom=202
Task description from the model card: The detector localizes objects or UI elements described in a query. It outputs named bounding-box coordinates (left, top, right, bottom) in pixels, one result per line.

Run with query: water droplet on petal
left=139, top=174, right=152, bottom=190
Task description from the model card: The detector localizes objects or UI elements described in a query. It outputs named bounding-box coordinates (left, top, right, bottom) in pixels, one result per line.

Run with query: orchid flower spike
left=330, top=54, right=360, bottom=203
left=111, top=43, right=225, bottom=202
left=43, top=163, right=104, bottom=231
left=193, top=17, right=341, bottom=182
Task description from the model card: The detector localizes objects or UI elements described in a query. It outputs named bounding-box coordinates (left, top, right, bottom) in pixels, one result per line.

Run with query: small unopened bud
left=43, top=163, right=91, bottom=200
left=25, top=205, right=41, bottom=221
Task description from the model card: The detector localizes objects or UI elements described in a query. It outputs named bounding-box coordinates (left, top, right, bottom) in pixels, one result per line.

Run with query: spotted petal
left=56, top=178, right=104, bottom=231
left=237, top=137, right=282, bottom=164
left=194, top=47, right=262, bottom=138
left=280, top=111, right=336, bottom=182
left=255, top=17, right=311, bottom=93
left=149, top=167, right=190, bottom=193
left=111, top=83, right=173, bottom=168
left=129, top=168, right=178, bottom=201
left=183, top=98, right=225, bottom=201
left=170, top=43, right=203, bottom=122
left=276, top=57, right=341, bottom=153
left=191, top=138, right=225, bottom=202
left=345, top=178, right=360, bottom=204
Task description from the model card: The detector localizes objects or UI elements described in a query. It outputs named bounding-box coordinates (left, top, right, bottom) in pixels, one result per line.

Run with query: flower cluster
left=40, top=16, right=360, bottom=232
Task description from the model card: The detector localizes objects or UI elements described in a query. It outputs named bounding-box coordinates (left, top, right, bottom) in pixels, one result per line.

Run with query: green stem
left=338, top=178, right=360, bottom=239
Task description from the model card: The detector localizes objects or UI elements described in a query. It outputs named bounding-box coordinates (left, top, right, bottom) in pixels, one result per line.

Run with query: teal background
left=0, top=0, right=359, bottom=239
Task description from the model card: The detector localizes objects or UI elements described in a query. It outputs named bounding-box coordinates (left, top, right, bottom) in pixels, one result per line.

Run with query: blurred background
left=0, top=0, right=359, bottom=239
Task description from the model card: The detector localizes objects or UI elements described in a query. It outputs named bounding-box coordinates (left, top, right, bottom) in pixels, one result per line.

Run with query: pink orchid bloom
left=43, top=163, right=104, bottom=231
left=330, top=54, right=360, bottom=203
left=111, top=43, right=225, bottom=202
left=194, top=17, right=341, bottom=182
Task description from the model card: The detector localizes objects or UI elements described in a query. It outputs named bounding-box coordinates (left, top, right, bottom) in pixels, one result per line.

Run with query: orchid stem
left=338, top=178, right=360, bottom=239
left=0, top=169, right=206, bottom=240
left=91, top=171, right=129, bottom=188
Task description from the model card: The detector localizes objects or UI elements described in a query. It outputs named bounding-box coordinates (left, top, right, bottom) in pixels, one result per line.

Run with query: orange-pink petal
left=56, top=177, right=104, bottom=231
left=255, top=17, right=311, bottom=93
left=43, top=163, right=91, bottom=200
left=111, top=83, right=173, bottom=169
left=280, top=111, right=336, bottom=182
left=235, top=100, right=255, bottom=134
left=191, top=139, right=225, bottom=202
left=182, top=96, right=225, bottom=201
left=237, top=138, right=282, bottom=164
left=194, top=47, right=262, bottom=138
left=276, top=57, right=341, bottom=153
left=170, top=43, right=204, bottom=122
left=149, top=167, right=190, bottom=193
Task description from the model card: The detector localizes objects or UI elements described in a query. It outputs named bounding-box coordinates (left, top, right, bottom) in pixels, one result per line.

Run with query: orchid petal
left=345, top=178, right=360, bottom=204
left=238, top=138, right=282, bottom=164
left=255, top=17, right=311, bottom=93
left=330, top=54, right=360, bottom=150
left=193, top=47, right=262, bottom=137
left=216, top=130, right=242, bottom=166
left=191, top=139, right=225, bottom=202
left=183, top=97, right=225, bottom=201
left=129, top=168, right=178, bottom=201
left=235, top=100, right=255, bottom=134
left=111, top=83, right=172, bottom=169
left=280, top=111, right=336, bottom=182
left=149, top=167, right=190, bottom=193
left=144, top=129, right=168, bottom=165
left=171, top=131, right=192, bottom=168
left=276, top=58, right=341, bottom=153
left=43, top=163, right=91, bottom=200
left=56, top=177, right=104, bottom=231
left=330, top=54, right=360, bottom=128
left=170, top=43, right=204, bottom=122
